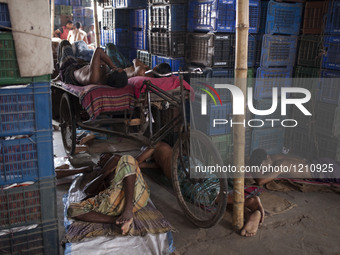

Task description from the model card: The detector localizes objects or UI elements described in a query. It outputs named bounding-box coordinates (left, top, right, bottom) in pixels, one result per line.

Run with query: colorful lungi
left=68, top=155, right=150, bottom=218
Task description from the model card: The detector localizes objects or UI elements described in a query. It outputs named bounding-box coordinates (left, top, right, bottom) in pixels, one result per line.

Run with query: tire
left=171, top=129, right=228, bottom=228
left=59, top=93, right=76, bottom=155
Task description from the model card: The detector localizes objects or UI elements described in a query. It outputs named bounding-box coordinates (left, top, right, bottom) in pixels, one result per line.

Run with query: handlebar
left=145, top=68, right=203, bottom=77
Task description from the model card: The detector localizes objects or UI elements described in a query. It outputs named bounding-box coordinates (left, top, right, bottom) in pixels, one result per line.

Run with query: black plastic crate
left=149, top=4, right=187, bottom=32
left=294, top=66, right=320, bottom=78
left=102, top=9, right=130, bottom=29
left=137, top=50, right=152, bottom=67
left=149, top=31, right=185, bottom=57
left=315, top=102, right=340, bottom=137
left=302, top=1, right=329, bottom=34
left=316, top=134, right=340, bottom=161
left=0, top=220, right=59, bottom=255
left=297, top=35, right=323, bottom=68
left=0, top=178, right=57, bottom=230
left=285, top=127, right=316, bottom=159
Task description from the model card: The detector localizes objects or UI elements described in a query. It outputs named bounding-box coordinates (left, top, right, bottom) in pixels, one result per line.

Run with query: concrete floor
left=53, top=130, right=340, bottom=255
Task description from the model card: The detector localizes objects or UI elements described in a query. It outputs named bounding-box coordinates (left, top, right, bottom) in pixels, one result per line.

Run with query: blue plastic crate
left=82, top=0, right=92, bottom=6
left=319, top=69, right=340, bottom=105
left=192, top=101, right=232, bottom=135
left=117, top=47, right=136, bottom=61
left=55, top=0, right=70, bottom=5
left=73, top=16, right=84, bottom=25
left=113, top=29, right=130, bottom=47
left=0, top=3, right=11, bottom=29
left=248, top=0, right=260, bottom=33
left=255, top=67, right=293, bottom=100
left=0, top=178, right=57, bottom=230
left=149, top=4, right=187, bottom=31
left=70, top=0, right=82, bottom=5
left=216, top=0, right=235, bottom=32
left=0, top=131, right=54, bottom=185
left=0, top=220, right=59, bottom=255
left=322, top=36, right=340, bottom=70
left=84, top=17, right=94, bottom=26
left=132, top=30, right=148, bottom=50
left=259, top=1, right=268, bottom=34
left=216, top=0, right=260, bottom=33
left=265, top=0, right=303, bottom=35
left=101, top=29, right=114, bottom=45
left=151, top=55, right=185, bottom=72
left=72, top=6, right=84, bottom=18
left=115, top=0, right=147, bottom=8
left=131, top=9, right=147, bottom=29
left=253, top=100, right=292, bottom=128
left=187, top=0, right=218, bottom=32
left=260, top=34, right=298, bottom=68
left=251, top=128, right=285, bottom=155
left=325, top=0, right=340, bottom=34
left=0, top=82, right=52, bottom=136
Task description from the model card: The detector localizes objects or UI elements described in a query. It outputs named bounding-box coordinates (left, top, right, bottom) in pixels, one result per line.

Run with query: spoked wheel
left=171, top=129, right=228, bottom=228
left=59, top=93, right=76, bottom=155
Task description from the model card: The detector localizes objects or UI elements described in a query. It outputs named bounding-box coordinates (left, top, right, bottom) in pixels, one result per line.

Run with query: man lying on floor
left=61, top=154, right=149, bottom=235
left=249, top=148, right=340, bottom=186
left=56, top=142, right=265, bottom=237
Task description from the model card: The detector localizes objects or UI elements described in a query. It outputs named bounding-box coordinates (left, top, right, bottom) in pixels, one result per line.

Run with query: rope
left=0, top=24, right=51, bottom=40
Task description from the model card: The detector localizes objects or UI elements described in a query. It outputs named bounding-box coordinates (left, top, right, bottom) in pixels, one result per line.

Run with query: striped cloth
left=68, top=155, right=150, bottom=218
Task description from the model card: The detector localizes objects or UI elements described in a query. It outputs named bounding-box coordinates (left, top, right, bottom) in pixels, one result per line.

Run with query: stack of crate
left=316, top=0, right=340, bottom=160
left=252, top=0, right=303, bottom=155
left=185, top=0, right=261, bottom=161
left=72, top=0, right=94, bottom=30
left=148, top=0, right=187, bottom=72
left=0, top=3, right=59, bottom=253
left=54, top=0, right=93, bottom=32
left=100, top=0, right=147, bottom=60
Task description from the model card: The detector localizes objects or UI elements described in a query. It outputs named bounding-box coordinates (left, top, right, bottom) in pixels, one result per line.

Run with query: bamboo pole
left=232, top=0, right=249, bottom=232
left=93, top=0, right=100, bottom=47
left=51, top=0, right=55, bottom=38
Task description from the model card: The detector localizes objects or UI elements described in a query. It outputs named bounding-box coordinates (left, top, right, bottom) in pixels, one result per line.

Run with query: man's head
left=75, top=22, right=81, bottom=30
left=106, top=70, right=128, bottom=88
left=98, top=152, right=114, bottom=167
left=153, top=63, right=171, bottom=78
left=249, top=148, right=268, bottom=167
left=65, top=20, right=73, bottom=30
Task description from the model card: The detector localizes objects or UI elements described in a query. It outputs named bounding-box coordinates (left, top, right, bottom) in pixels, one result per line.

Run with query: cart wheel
left=59, top=93, right=76, bottom=156
left=171, top=129, right=228, bottom=228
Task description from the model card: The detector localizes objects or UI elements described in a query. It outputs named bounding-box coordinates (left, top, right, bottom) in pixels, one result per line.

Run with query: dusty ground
left=53, top=130, right=340, bottom=255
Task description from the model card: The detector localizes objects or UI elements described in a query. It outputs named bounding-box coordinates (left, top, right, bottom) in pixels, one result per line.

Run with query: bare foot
left=121, top=218, right=133, bottom=235
left=245, top=196, right=264, bottom=225
left=116, top=209, right=133, bottom=235
left=240, top=210, right=261, bottom=237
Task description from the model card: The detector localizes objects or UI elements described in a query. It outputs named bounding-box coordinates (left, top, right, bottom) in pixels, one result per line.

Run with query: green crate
left=60, top=5, right=72, bottom=15
left=294, top=66, right=320, bottom=78
left=0, top=33, right=50, bottom=85
left=293, top=66, right=320, bottom=99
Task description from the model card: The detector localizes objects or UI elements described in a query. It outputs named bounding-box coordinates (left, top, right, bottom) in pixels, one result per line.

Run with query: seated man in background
left=54, top=20, right=73, bottom=40
left=249, top=148, right=340, bottom=186
left=57, top=40, right=128, bottom=88
left=67, top=22, right=88, bottom=45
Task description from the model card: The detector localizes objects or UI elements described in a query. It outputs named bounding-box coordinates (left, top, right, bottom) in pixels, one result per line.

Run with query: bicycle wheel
left=59, top=93, right=76, bottom=155
left=171, top=129, right=228, bottom=228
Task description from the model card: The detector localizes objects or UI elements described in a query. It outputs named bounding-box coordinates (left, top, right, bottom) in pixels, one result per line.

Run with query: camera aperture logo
left=199, top=83, right=312, bottom=128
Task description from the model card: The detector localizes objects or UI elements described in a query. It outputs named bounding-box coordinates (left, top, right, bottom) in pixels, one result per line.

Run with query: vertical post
left=233, top=0, right=249, bottom=232
left=51, top=0, right=55, bottom=38
left=93, top=0, right=101, bottom=47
